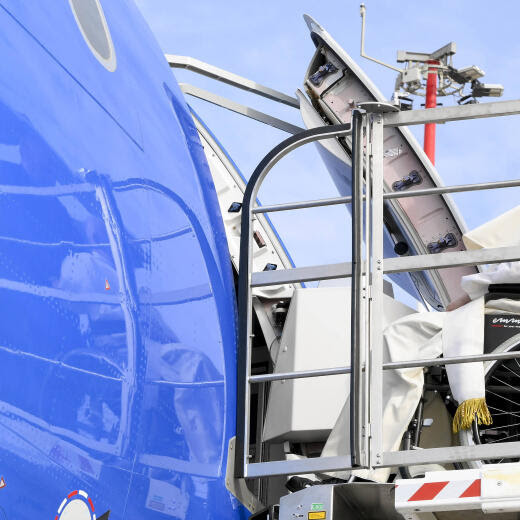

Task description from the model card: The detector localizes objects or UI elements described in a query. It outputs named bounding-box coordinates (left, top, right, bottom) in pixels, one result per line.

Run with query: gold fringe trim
left=452, top=397, right=492, bottom=433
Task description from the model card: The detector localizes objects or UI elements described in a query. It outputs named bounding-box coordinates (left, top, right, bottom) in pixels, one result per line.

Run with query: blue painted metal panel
left=0, top=1, right=245, bottom=518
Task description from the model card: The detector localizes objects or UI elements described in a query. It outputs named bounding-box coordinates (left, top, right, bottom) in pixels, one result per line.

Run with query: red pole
left=423, top=60, right=439, bottom=165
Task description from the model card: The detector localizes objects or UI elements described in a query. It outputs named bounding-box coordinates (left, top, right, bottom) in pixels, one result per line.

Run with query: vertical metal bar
left=235, top=124, right=352, bottom=479
left=368, top=113, right=385, bottom=467
left=253, top=382, right=266, bottom=497
left=235, top=193, right=256, bottom=478
left=362, top=116, right=371, bottom=463
left=350, top=110, right=365, bottom=467
left=254, top=383, right=266, bottom=463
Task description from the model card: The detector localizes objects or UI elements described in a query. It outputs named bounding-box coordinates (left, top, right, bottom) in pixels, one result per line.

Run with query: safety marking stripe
left=408, top=481, right=449, bottom=501
left=395, top=481, right=421, bottom=502
left=435, top=479, right=475, bottom=501
left=400, top=478, right=482, bottom=503
left=459, top=479, right=481, bottom=498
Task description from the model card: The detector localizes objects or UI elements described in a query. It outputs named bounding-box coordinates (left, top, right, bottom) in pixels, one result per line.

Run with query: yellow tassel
left=452, top=397, right=492, bottom=433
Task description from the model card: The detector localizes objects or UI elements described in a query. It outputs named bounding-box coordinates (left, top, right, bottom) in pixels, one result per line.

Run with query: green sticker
left=311, top=503, right=324, bottom=511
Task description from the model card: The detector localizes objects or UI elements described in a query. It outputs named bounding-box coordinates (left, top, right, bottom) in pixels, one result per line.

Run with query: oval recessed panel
left=69, top=0, right=116, bottom=71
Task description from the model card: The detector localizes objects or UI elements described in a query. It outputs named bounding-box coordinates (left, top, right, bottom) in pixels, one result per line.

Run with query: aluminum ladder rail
left=166, top=55, right=304, bottom=135
left=236, top=98, right=520, bottom=481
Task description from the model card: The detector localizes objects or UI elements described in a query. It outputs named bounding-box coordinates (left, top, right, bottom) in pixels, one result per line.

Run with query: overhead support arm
left=179, top=83, right=304, bottom=135
left=384, top=98, right=520, bottom=126
left=166, top=54, right=300, bottom=108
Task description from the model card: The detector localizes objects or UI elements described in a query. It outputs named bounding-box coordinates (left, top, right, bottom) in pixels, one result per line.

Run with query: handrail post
left=350, top=109, right=365, bottom=467
left=368, top=111, right=385, bottom=468
left=235, top=173, right=256, bottom=479
left=235, top=124, right=352, bottom=479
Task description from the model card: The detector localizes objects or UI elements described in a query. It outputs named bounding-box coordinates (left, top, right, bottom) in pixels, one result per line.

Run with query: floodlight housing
left=457, top=65, right=485, bottom=82
left=401, top=67, right=423, bottom=84
left=472, top=81, right=504, bottom=97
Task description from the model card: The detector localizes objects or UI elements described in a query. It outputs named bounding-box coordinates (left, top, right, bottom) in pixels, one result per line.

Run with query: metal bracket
left=225, top=437, right=264, bottom=513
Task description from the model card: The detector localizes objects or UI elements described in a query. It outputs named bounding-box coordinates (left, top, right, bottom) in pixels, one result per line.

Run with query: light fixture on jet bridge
left=359, top=3, right=504, bottom=165
left=471, top=82, right=504, bottom=98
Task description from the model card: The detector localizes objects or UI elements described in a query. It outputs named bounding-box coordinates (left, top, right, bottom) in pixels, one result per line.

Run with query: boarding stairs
left=235, top=100, right=520, bottom=520
left=169, top=54, right=520, bottom=519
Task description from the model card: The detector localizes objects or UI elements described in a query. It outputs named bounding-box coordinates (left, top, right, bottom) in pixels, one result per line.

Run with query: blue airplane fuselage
left=0, top=1, right=244, bottom=518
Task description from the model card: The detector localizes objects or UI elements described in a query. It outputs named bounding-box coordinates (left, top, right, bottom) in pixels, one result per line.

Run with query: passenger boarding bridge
left=170, top=15, right=520, bottom=520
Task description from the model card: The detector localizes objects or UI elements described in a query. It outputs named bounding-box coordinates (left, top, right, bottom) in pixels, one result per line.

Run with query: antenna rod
left=359, top=4, right=402, bottom=73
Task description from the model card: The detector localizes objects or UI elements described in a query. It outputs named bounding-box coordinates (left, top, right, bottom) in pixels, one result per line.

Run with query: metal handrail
left=169, top=54, right=520, bottom=480
left=166, top=54, right=300, bottom=108
left=235, top=123, right=352, bottom=478
left=167, top=55, right=305, bottom=134
left=236, top=98, right=520, bottom=480
left=350, top=111, right=365, bottom=466
left=178, top=83, right=304, bottom=135
left=249, top=244, right=520, bottom=286
left=249, top=350, right=520, bottom=383
left=252, top=177, right=520, bottom=214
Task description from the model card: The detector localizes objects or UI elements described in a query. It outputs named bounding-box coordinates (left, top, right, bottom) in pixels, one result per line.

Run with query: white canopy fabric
left=322, top=297, right=489, bottom=482
left=463, top=205, right=520, bottom=252
left=321, top=310, right=445, bottom=482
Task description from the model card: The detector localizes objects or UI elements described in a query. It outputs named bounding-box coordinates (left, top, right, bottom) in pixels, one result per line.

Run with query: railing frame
left=235, top=98, right=520, bottom=479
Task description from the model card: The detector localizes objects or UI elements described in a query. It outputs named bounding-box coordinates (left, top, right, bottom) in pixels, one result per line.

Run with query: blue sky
left=135, top=0, right=520, bottom=274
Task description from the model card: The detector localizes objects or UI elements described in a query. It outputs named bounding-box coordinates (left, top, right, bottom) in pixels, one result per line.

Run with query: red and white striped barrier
left=395, top=463, right=520, bottom=515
